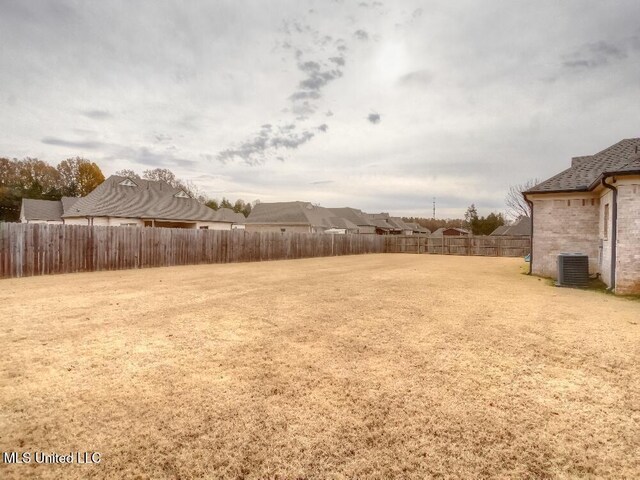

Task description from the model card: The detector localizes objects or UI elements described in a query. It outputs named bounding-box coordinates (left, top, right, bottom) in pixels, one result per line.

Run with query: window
left=174, top=190, right=190, bottom=198
left=118, top=179, right=138, bottom=187
left=199, top=226, right=209, bottom=230
left=121, top=223, right=137, bottom=226
left=604, top=204, right=609, bottom=240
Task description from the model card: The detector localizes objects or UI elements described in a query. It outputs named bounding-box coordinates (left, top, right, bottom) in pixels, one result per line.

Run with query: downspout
left=523, top=194, right=533, bottom=275
left=601, top=176, right=618, bottom=292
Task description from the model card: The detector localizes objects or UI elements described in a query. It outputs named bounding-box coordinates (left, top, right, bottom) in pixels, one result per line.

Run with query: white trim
left=118, top=178, right=138, bottom=187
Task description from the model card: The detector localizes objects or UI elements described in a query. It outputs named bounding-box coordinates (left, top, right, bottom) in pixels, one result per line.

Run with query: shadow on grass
left=522, top=267, right=640, bottom=302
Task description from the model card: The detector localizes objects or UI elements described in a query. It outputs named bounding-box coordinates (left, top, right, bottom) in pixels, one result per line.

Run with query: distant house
left=20, top=197, right=77, bottom=224
left=245, top=202, right=359, bottom=234
left=20, top=175, right=244, bottom=230
left=490, top=216, right=531, bottom=236
left=404, top=222, right=431, bottom=235
left=245, top=202, right=434, bottom=236
left=365, top=213, right=414, bottom=235
left=431, top=227, right=470, bottom=236
left=524, top=138, right=640, bottom=294
left=327, top=207, right=377, bottom=234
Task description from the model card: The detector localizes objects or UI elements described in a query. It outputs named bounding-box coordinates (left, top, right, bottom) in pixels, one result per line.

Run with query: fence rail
left=384, top=235, right=530, bottom=257
left=0, top=223, right=385, bottom=279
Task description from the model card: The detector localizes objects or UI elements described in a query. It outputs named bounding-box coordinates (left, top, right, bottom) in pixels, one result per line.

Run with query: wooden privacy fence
left=385, top=235, right=531, bottom=257
left=0, top=223, right=385, bottom=278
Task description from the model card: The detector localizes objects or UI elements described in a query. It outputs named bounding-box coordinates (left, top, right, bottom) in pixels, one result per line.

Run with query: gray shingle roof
left=405, top=222, right=430, bottom=234
left=61, top=196, right=79, bottom=213
left=527, top=138, right=640, bottom=193
left=490, top=217, right=531, bottom=236
left=490, top=225, right=510, bottom=236
left=215, top=207, right=246, bottom=224
left=246, top=201, right=321, bottom=225
left=21, top=199, right=63, bottom=221
left=62, top=175, right=226, bottom=222
left=431, top=227, right=470, bottom=236
left=327, top=207, right=374, bottom=226
left=246, top=202, right=362, bottom=231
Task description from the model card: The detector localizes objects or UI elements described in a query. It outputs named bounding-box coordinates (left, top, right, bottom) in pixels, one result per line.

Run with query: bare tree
left=505, top=179, right=539, bottom=220
left=114, top=169, right=140, bottom=179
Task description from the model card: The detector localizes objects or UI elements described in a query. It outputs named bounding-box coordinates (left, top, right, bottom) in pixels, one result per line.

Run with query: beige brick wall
left=531, top=195, right=600, bottom=278
left=614, top=179, right=640, bottom=294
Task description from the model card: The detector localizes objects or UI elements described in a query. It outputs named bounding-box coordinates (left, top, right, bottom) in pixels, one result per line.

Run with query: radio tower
left=432, top=197, right=436, bottom=219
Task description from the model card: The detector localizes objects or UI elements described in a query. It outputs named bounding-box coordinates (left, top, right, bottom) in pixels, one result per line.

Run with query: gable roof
left=61, top=196, right=79, bottom=213
left=490, top=217, right=531, bottom=236
left=405, top=222, right=430, bottom=234
left=490, top=225, right=510, bottom=236
left=21, top=199, right=63, bottom=221
left=327, top=207, right=374, bottom=227
left=527, top=138, right=640, bottom=193
left=62, top=175, right=221, bottom=222
left=505, top=216, right=531, bottom=236
left=246, top=202, right=361, bottom=230
left=246, top=201, right=320, bottom=225
left=432, top=227, right=469, bottom=236
left=215, top=207, right=246, bottom=224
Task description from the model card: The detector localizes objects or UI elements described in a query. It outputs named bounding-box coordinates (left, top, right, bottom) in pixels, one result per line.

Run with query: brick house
left=523, top=138, right=640, bottom=294
left=21, top=175, right=245, bottom=230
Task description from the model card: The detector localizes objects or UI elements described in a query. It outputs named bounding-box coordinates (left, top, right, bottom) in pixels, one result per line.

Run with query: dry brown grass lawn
left=0, top=254, right=639, bottom=479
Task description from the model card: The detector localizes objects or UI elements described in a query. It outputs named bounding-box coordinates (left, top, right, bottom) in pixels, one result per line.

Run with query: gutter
left=601, top=176, right=618, bottom=292
left=523, top=193, right=534, bottom=275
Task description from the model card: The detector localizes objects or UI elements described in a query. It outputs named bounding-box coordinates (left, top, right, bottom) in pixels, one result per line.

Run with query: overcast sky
left=1, top=1, right=639, bottom=217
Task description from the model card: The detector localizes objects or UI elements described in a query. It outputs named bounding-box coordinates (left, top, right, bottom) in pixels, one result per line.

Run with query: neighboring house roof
left=490, top=217, right=531, bottom=236
left=61, top=196, right=79, bottom=213
left=388, top=217, right=413, bottom=231
left=21, top=199, right=63, bottom=221
left=367, top=217, right=392, bottom=230
left=62, top=175, right=223, bottom=222
left=490, top=225, right=510, bottom=236
left=215, top=207, right=246, bottom=224
left=505, top=216, right=531, bottom=236
left=327, top=207, right=375, bottom=227
left=405, top=222, right=430, bottom=234
left=432, top=227, right=470, bottom=236
left=326, top=217, right=359, bottom=230
left=246, top=202, right=366, bottom=231
left=527, top=138, right=640, bottom=193
left=246, top=201, right=323, bottom=225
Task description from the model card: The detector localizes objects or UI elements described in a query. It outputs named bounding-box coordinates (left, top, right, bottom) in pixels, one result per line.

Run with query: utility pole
left=432, top=197, right=436, bottom=219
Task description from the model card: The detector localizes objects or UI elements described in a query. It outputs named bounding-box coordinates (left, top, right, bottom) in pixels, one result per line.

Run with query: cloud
left=367, top=113, right=381, bottom=124
left=562, top=40, right=627, bottom=69
left=398, top=69, right=433, bottom=86
left=216, top=123, right=316, bottom=165
left=289, top=90, right=321, bottom=101
left=153, top=133, right=172, bottom=143
left=354, top=29, right=369, bottom=41
left=310, top=180, right=333, bottom=185
left=41, top=137, right=104, bottom=149
left=111, top=145, right=196, bottom=168
left=82, top=109, right=111, bottom=119
left=216, top=17, right=348, bottom=164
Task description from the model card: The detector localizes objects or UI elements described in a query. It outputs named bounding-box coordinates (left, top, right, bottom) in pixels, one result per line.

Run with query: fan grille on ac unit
left=557, top=253, right=589, bottom=287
